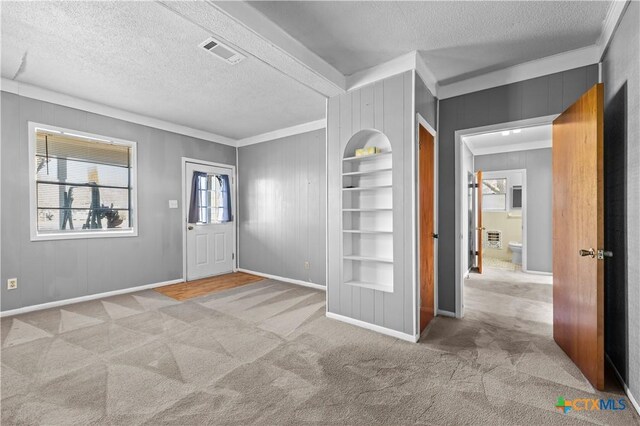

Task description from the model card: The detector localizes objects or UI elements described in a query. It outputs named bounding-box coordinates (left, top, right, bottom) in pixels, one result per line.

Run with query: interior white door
left=185, top=162, right=235, bottom=281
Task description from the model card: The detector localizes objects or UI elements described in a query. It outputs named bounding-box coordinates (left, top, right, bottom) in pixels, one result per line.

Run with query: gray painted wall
left=0, top=92, right=236, bottom=311
left=602, top=1, right=639, bottom=406
left=438, top=64, right=599, bottom=312
left=327, top=71, right=413, bottom=335
left=415, top=74, right=437, bottom=128
left=474, top=148, right=552, bottom=273
left=237, top=129, right=326, bottom=285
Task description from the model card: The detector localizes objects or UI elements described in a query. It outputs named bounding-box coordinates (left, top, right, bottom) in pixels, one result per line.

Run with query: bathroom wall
left=482, top=212, right=522, bottom=261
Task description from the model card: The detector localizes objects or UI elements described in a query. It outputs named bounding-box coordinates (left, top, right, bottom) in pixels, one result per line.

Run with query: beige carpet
left=1, top=274, right=637, bottom=425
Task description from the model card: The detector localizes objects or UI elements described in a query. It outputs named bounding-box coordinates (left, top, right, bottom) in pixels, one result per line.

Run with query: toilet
left=508, top=241, right=523, bottom=265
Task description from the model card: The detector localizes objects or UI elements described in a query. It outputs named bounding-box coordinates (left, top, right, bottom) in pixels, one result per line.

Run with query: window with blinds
left=29, top=123, right=137, bottom=240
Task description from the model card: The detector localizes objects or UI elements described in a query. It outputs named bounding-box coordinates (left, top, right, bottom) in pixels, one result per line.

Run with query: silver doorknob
left=188, top=225, right=194, bottom=230
left=579, top=248, right=595, bottom=258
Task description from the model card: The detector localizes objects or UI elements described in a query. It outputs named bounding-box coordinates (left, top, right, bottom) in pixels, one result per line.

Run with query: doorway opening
left=455, top=118, right=555, bottom=322
left=417, top=115, right=437, bottom=335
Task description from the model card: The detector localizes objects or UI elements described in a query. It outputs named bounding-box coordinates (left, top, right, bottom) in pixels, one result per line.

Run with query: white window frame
left=28, top=122, right=138, bottom=241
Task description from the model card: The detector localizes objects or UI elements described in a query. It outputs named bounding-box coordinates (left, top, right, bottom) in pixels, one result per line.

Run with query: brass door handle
left=476, top=227, right=485, bottom=231
left=579, top=248, right=595, bottom=258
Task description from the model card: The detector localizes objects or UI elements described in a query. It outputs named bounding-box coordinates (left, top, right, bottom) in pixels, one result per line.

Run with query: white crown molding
left=158, top=1, right=344, bottom=98
left=415, top=52, right=439, bottom=97
left=236, top=119, right=326, bottom=147
left=437, top=1, right=630, bottom=100
left=1, top=78, right=237, bottom=147
left=346, top=51, right=416, bottom=92
left=438, top=45, right=601, bottom=99
left=597, top=0, right=630, bottom=59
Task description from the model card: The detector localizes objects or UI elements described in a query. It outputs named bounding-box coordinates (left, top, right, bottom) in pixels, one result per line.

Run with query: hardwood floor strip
left=155, top=272, right=265, bottom=301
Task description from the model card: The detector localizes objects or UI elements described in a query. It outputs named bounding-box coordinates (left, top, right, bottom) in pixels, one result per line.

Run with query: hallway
left=418, top=269, right=637, bottom=424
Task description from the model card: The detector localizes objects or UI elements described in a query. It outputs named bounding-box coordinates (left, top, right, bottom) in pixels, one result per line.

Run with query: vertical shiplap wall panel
left=327, top=71, right=416, bottom=336
left=238, top=129, right=326, bottom=286
left=437, top=64, right=599, bottom=312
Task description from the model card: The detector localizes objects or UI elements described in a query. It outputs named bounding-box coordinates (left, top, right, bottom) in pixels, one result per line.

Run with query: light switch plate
left=168, top=200, right=178, bottom=209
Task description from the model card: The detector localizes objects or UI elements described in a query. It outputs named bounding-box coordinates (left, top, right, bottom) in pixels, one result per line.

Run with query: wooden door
left=419, top=125, right=435, bottom=332
left=476, top=170, right=483, bottom=274
left=553, top=83, right=604, bottom=390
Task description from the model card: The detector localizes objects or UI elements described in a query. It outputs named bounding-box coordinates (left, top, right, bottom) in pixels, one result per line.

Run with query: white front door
left=185, top=162, right=235, bottom=281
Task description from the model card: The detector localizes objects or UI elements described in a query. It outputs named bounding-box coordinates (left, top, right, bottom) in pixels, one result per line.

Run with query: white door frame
left=454, top=114, right=558, bottom=318
left=181, top=157, right=238, bottom=281
left=416, top=113, right=438, bottom=329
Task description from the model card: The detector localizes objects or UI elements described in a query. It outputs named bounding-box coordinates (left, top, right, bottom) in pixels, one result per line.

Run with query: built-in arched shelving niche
left=341, top=129, right=393, bottom=292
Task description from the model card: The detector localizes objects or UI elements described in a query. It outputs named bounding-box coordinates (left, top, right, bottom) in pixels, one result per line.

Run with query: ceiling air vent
left=199, top=37, right=245, bottom=65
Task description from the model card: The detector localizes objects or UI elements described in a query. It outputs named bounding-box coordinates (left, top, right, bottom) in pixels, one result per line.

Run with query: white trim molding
left=607, top=354, right=640, bottom=416
left=27, top=121, right=140, bottom=242
left=238, top=268, right=326, bottom=291
left=182, top=158, right=238, bottom=281
left=326, top=312, right=419, bottom=343
left=236, top=119, right=326, bottom=147
left=0, top=278, right=184, bottom=318
left=2, top=79, right=237, bottom=146
left=438, top=0, right=630, bottom=99
left=438, top=45, right=600, bottom=99
left=597, top=0, right=631, bottom=59
left=347, top=51, right=438, bottom=96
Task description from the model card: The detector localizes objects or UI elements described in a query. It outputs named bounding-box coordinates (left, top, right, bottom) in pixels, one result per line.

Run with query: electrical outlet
left=7, top=278, right=17, bottom=290
left=304, top=261, right=310, bottom=270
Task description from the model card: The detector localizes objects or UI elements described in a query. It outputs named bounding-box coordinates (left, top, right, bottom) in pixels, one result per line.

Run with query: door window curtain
left=219, top=174, right=233, bottom=222
left=188, top=171, right=206, bottom=223
left=188, top=171, right=233, bottom=223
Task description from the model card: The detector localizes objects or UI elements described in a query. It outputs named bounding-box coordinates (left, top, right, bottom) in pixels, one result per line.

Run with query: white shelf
left=342, top=168, right=392, bottom=176
left=342, top=185, right=392, bottom=191
left=344, top=280, right=393, bottom=293
left=343, top=151, right=392, bottom=162
left=343, top=255, right=393, bottom=263
left=342, top=230, right=392, bottom=234
left=342, top=208, right=392, bottom=212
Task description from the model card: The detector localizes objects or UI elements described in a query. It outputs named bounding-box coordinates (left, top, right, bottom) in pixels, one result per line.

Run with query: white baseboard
left=523, top=269, right=553, bottom=276
left=237, top=268, right=326, bottom=291
left=606, top=354, right=640, bottom=415
left=326, top=311, right=418, bottom=343
left=437, top=309, right=457, bottom=317
left=0, top=278, right=184, bottom=318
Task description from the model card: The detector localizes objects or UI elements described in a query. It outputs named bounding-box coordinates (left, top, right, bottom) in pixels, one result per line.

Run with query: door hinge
left=597, top=249, right=613, bottom=260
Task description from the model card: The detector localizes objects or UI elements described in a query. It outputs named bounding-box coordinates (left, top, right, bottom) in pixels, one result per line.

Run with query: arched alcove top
left=343, top=129, right=392, bottom=159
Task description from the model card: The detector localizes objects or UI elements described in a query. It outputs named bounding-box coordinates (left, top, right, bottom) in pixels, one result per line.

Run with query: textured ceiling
left=1, top=1, right=326, bottom=139
left=464, top=125, right=552, bottom=154
left=248, top=1, right=611, bottom=85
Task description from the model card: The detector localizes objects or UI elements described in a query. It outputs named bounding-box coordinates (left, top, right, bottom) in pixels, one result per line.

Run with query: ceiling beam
left=157, top=1, right=345, bottom=98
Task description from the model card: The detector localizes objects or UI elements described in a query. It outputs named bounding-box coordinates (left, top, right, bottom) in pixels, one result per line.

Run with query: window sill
left=30, top=229, right=138, bottom=242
